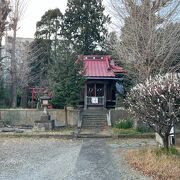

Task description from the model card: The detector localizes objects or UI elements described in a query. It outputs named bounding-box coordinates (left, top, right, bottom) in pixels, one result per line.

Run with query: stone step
left=82, top=125, right=107, bottom=127
left=83, top=111, right=108, bottom=114
left=77, top=134, right=112, bottom=138
left=83, top=113, right=107, bottom=115
left=81, top=109, right=108, bottom=128
left=82, top=124, right=106, bottom=126
left=83, top=114, right=107, bottom=117
left=82, top=119, right=107, bottom=122
left=82, top=120, right=107, bottom=127
left=82, top=118, right=107, bottom=121
left=82, top=119, right=106, bottom=122
left=82, top=115, right=107, bottom=119
left=84, top=110, right=106, bottom=114
left=83, top=114, right=107, bottom=116
left=83, top=121, right=107, bottom=123
left=81, top=125, right=107, bottom=128
left=83, top=114, right=106, bottom=116
left=83, top=109, right=107, bottom=112
left=82, top=121, right=107, bottom=125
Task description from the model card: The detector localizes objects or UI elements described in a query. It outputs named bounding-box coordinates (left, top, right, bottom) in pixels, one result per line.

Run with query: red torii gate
left=29, top=88, right=52, bottom=108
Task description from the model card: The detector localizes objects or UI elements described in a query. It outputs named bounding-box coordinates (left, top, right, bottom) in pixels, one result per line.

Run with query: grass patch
left=113, top=128, right=141, bottom=135
left=112, top=128, right=154, bottom=138
left=125, top=147, right=180, bottom=180
left=155, top=147, right=180, bottom=156
left=114, top=119, right=133, bottom=129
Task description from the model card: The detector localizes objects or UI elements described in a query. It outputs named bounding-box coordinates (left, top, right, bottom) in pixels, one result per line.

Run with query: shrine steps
left=81, top=109, right=108, bottom=128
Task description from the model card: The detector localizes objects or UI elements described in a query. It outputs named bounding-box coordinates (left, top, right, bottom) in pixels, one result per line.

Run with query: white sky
left=17, top=0, right=112, bottom=38
left=17, top=0, right=68, bottom=38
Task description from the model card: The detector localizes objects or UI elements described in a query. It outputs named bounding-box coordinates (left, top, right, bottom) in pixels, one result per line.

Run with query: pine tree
left=50, top=44, right=84, bottom=125
left=29, top=8, right=63, bottom=87
left=29, top=39, right=51, bottom=87
left=50, top=41, right=85, bottom=108
left=62, top=0, right=110, bottom=55
left=35, top=8, right=63, bottom=61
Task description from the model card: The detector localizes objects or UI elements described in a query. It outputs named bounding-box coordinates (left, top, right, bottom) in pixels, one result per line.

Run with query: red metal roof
left=82, top=55, right=127, bottom=77
left=110, top=64, right=127, bottom=74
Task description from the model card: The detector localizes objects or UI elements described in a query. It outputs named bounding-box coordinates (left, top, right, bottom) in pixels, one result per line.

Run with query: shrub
left=2, top=118, right=13, bottom=126
left=154, top=147, right=180, bottom=156
left=115, top=119, right=133, bottom=129
left=136, top=123, right=152, bottom=133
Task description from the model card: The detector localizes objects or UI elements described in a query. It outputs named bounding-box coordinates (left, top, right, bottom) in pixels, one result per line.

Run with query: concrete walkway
left=69, top=139, right=120, bottom=180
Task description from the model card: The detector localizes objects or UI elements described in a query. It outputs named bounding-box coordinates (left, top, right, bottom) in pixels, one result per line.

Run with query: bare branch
left=110, top=0, right=180, bottom=82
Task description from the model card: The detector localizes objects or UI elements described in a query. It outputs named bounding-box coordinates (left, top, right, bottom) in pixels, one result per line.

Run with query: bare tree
left=110, top=0, right=180, bottom=82
left=0, top=0, right=10, bottom=61
left=16, top=38, right=33, bottom=107
left=8, top=0, right=27, bottom=107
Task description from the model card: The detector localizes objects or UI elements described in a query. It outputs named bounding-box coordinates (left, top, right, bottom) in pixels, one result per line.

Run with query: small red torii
left=29, top=88, right=52, bottom=108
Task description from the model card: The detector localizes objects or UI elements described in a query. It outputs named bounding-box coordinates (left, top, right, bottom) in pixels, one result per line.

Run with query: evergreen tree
left=35, top=8, right=63, bottom=40
left=62, top=0, right=110, bottom=55
left=50, top=41, right=85, bottom=109
left=29, top=39, right=51, bottom=87
left=29, top=8, right=63, bottom=87
left=35, top=8, right=63, bottom=61
left=50, top=44, right=85, bottom=125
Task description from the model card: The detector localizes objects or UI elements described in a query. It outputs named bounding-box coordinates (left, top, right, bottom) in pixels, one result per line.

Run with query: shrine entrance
left=84, top=82, right=107, bottom=109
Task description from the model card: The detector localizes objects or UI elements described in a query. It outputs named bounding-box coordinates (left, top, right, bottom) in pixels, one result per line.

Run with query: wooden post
left=84, top=83, right=87, bottom=109
left=94, top=83, right=96, bottom=97
left=64, top=106, right=68, bottom=127
left=104, top=83, right=107, bottom=108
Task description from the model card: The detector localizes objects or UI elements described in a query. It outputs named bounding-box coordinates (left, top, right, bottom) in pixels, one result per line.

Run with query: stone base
left=33, top=120, right=54, bottom=131
left=40, top=114, right=51, bottom=121
left=0, top=121, right=4, bottom=128
left=155, top=133, right=163, bottom=146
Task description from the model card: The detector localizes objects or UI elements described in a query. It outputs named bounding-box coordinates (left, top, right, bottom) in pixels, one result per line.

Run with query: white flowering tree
left=127, top=74, right=180, bottom=149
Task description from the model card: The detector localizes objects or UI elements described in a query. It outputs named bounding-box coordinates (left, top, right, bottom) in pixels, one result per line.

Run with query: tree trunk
left=20, top=87, right=28, bottom=108
left=0, top=39, right=2, bottom=61
left=163, top=133, right=169, bottom=150
left=64, top=106, right=68, bottom=127
left=54, top=21, right=58, bottom=62
left=11, top=25, right=17, bottom=108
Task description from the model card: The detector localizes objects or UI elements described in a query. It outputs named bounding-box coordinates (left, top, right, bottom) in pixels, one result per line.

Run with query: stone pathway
left=78, top=128, right=112, bottom=138
left=68, top=139, right=120, bottom=180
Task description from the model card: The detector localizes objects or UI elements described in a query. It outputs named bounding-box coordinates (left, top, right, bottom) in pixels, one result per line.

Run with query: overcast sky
left=17, top=0, right=111, bottom=38
left=17, top=0, right=67, bottom=38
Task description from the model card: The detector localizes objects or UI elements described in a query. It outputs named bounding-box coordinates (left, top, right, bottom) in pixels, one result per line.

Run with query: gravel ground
left=0, top=138, right=155, bottom=180
left=0, top=138, right=82, bottom=180
left=108, top=139, right=156, bottom=180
